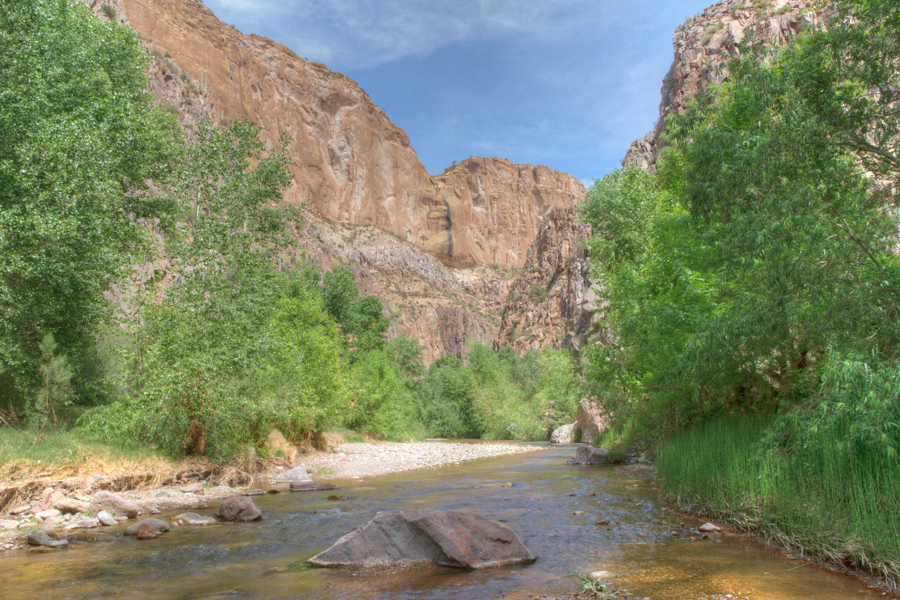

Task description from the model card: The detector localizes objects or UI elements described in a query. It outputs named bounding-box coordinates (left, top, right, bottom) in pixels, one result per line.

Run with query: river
left=0, top=444, right=890, bottom=599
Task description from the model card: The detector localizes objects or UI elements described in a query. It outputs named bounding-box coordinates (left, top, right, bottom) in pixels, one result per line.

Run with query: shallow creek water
left=0, top=444, right=892, bottom=600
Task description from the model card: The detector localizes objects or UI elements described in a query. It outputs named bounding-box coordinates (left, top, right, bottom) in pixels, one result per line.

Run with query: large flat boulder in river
left=308, top=509, right=535, bottom=569
left=565, top=445, right=610, bottom=465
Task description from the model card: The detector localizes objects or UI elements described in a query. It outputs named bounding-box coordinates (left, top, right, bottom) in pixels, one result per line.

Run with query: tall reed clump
left=656, top=418, right=900, bottom=587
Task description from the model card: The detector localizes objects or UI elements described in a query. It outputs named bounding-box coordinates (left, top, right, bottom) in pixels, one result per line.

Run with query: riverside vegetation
left=0, top=0, right=585, bottom=473
left=581, top=0, right=900, bottom=587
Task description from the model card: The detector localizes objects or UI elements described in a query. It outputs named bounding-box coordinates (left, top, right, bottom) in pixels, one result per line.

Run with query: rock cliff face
left=84, top=0, right=587, bottom=360
left=432, top=158, right=586, bottom=268
left=498, top=0, right=824, bottom=354
left=623, top=0, right=826, bottom=169
left=291, top=217, right=511, bottom=364
left=101, top=0, right=582, bottom=271
left=495, top=207, right=606, bottom=356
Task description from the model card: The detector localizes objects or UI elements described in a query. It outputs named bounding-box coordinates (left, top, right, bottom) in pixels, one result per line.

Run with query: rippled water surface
left=0, top=444, right=891, bottom=599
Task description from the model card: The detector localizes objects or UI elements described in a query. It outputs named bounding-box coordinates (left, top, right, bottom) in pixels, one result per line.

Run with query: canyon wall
left=92, top=0, right=583, bottom=271
left=497, top=0, right=824, bottom=354
left=623, top=0, right=826, bottom=170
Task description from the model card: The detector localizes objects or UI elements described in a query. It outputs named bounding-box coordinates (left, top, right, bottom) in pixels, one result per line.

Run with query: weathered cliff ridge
left=497, top=0, right=823, bottom=353
left=83, top=0, right=585, bottom=359
left=494, top=207, right=606, bottom=356
left=623, top=0, right=826, bottom=170
left=98, top=0, right=583, bottom=270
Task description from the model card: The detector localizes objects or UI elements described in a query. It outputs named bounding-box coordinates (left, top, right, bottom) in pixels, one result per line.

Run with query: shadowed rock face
left=308, top=509, right=536, bottom=569
left=496, top=206, right=607, bottom=355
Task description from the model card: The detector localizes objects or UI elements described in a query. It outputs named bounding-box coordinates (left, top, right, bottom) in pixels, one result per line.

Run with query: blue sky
left=204, top=0, right=713, bottom=184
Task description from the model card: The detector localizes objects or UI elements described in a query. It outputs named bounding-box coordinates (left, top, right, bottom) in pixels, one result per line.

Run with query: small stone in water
left=589, top=570, right=610, bottom=580
left=573, top=511, right=585, bottom=515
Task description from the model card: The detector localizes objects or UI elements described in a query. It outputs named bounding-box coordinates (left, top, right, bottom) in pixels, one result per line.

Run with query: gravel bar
left=298, top=441, right=546, bottom=480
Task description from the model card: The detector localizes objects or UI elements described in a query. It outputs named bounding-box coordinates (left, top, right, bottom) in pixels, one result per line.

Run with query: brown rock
left=90, top=491, right=141, bottom=519
left=125, top=518, right=171, bottom=536
left=180, top=483, right=205, bottom=494
left=575, top=398, right=609, bottom=444
left=136, top=523, right=161, bottom=540
left=308, top=509, right=535, bottom=569
left=54, top=497, right=90, bottom=515
left=215, top=497, right=262, bottom=522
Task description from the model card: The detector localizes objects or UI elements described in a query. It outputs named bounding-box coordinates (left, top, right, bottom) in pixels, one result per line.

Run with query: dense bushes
left=417, top=344, right=585, bottom=441
left=582, top=0, right=900, bottom=579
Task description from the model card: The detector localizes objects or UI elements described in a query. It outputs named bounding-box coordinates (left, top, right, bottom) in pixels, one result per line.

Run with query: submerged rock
left=216, top=497, right=262, bottom=522
left=171, top=512, right=217, bottom=527
left=565, top=445, right=611, bottom=465
left=308, top=509, right=536, bottom=569
left=26, top=530, right=68, bottom=549
left=550, top=423, right=576, bottom=444
left=289, top=482, right=339, bottom=492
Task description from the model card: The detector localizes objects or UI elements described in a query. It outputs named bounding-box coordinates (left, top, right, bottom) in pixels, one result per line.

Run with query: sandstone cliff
left=84, top=0, right=588, bottom=360
left=495, top=207, right=606, bottom=356
left=95, top=0, right=583, bottom=271
left=498, top=0, right=824, bottom=354
left=623, top=0, right=825, bottom=169
left=431, top=158, right=586, bottom=268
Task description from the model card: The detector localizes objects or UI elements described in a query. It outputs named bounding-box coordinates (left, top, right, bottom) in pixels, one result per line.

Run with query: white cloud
left=207, top=0, right=587, bottom=68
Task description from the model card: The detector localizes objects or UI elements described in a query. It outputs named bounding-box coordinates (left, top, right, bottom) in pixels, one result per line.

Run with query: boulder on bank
left=216, top=497, right=262, bottom=522
left=575, top=398, right=609, bottom=443
left=26, top=530, right=68, bottom=549
left=90, top=491, right=140, bottom=519
left=270, top=467, right=311, bottom=483
left=125, top=518, right=170, bottom=536
left=550, top=423, right=576, bottom=444
left=308, top=509, right=536, bottom=570
left=565, top=445, right=611, bottom=465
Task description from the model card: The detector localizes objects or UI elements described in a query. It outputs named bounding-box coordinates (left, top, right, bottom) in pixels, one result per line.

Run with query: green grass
left=656, top=417, right=900, bottom=586
left=0, top=428, right=159, bottom=466
left=0, top=427, right=169, bottom=484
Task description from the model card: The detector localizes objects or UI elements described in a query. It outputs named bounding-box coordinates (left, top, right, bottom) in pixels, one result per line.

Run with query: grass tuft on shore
left=656, top=417, right=900, bottom=588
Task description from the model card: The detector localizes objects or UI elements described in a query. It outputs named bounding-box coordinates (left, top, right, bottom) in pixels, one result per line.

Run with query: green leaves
left=0, top=0, right=181, bottom=404
left=584, top=3, right=900, bottom=438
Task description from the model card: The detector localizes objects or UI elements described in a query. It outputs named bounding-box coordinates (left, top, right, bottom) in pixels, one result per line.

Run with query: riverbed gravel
left=297, top=441, right=546, bottom=480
